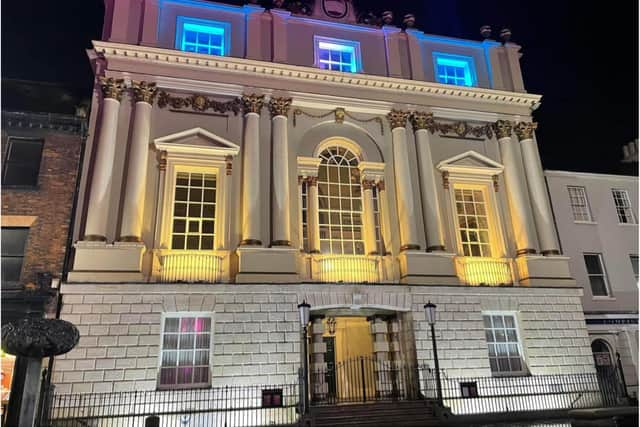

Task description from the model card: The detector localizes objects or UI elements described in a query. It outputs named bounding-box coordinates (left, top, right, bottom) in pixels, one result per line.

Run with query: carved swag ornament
left=157, top=91, right=243, bottom=115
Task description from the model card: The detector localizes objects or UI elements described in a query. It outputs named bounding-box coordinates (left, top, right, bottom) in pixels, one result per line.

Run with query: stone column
left=307, top=177, right=321, bottom=253
left=376, top=181, right=392, bottom=254
left=119, top=81, right=157, bottom=242
left=298, top=176, right=305, bottom=251
left=371, top=316, right=391, bottom=397
left=411, top=111, right=445, bottom=252
left=84, top=77, right=125, bottom=241
left=387, top=110, right=420, bottom=251
left=310, top=317, right=327, bottom=401
left=240, top=94, right=264, bottom=246
left=361, top=179, right=379, bottom=255
left=495, top=120, right=537, bottom=255
left=516, top=122, right=561, bottom=255
left=269, top=97, right=293, bottom=246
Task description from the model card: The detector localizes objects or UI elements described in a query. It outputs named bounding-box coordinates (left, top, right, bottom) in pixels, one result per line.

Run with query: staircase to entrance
left=310, top=400, right=440, bottom=427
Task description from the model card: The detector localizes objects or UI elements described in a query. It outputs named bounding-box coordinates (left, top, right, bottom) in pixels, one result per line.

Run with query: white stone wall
left=53, top=283, right=595, bottom=394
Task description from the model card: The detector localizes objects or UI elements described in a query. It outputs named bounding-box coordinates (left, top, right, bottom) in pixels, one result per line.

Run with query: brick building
left=1, top=79, right=87, bottom=423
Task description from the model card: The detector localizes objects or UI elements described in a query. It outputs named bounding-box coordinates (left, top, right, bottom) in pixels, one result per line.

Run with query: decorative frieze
left=387, top=110, right=410, bottom=129
left=157, top=91, right=243, bottom=115
left=131, top=81, right=157, bottom=104
left=493, top=120, right=514, bottom=139
left=436, top=121, right=495, bottom=139
left=241, top=94, right=265, bottom=114
left=514, top=122, right=538, bottom=141
left=293, top=107, right=384, bottom=134
left=268, top=97, right=292, bottom=118
left=98, top=77, right=125, bottom=101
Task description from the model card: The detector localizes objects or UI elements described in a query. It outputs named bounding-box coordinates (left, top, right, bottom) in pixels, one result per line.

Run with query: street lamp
left=297, top=301, right=311, bottom=414
left=424, top=301, right=443, bottom=406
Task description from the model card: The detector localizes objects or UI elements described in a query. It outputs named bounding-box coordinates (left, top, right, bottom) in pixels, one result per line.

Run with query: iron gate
left=310, top=356, right=420, bottom=405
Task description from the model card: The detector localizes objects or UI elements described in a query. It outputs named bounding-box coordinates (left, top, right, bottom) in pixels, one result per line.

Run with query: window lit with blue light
left=176, top=16, right=230, bottom=56
left=433, top=53, right=476, bottom=87
left=314, top=36, right=361, bottom=73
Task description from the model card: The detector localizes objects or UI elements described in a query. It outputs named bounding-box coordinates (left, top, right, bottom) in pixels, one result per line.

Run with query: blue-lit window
left=433, top=53, right=476, bottom=87
left=314, top=36, right=361, bottom=73
left=176, top=16, right=230, bottom=56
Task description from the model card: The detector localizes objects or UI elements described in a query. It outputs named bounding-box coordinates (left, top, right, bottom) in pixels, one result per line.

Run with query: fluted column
left=495, top=120, right=537, bottom=255
left=387, top=110, right=420, bottom=251
left=119, top=81, right=157, bottom=242
left=240, top=94, right=264, bottom=246
left=516, top=122, right=560, bottom=255
left=376, top=181, right=392, bottom=254
left=269, top=97, right=293, bottom=246
left=307, top=177, right=321, bottom=253
left=84, top=77, right=125, bottom=241
left=361, top=179, right=378, bottom=255
left=411, top=111, right=445, bottom=252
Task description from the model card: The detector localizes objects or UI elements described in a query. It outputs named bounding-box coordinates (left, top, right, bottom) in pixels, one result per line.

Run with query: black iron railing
left=420, top=367, right=626, bottom=415
left=45, top=383, right=299, bottom=427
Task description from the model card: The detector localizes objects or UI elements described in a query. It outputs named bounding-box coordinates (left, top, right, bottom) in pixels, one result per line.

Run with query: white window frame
left=175, top=16, right=231, bottom=56
left=313, top=36, right=362, bottom=73
left=432, top=52, right=477, bottom=87
left=567, top=186, right=593, bottom=223
left=583, top=253, right=611, bottom=298
left=157, top=312, right=215, bottom=390
left=612, top=189, right=636, bottom=225
left=482, top=311, right=528, bottom=377
left=630, top=255, right=639, bottom=282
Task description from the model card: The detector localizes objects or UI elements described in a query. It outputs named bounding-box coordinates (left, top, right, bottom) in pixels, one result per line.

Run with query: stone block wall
left=54, top=283, right=595, bottom=394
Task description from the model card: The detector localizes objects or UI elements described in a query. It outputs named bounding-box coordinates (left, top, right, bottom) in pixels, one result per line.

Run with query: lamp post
left=424, top=301, right=443, bottom=406
left=298, top=300, right=311, bottom=415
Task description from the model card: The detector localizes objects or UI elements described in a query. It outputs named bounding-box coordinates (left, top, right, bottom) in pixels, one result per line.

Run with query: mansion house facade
left=53, top=0, right=597, bottom=402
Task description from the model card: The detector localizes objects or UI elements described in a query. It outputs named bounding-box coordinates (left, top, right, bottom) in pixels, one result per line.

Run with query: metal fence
left=420, top=367, right=626, bottom=415
left=45, top=383, right=299, bottom=427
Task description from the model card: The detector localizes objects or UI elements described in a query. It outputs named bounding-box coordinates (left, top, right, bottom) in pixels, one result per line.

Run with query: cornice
left=92, top=41, right=542, bottom=111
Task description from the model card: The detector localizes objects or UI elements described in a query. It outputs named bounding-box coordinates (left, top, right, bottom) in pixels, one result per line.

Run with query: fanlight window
left=317, top=146, right=364, bottom=255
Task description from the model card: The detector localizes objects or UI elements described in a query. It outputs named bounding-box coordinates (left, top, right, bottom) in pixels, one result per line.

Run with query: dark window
left=460, top=381, right=478, bottom=398
left=2, top=138, right=44, bottom=187
left=261, top=389, right=283, bottom=407
left=1, top=227, right=30, bottom=283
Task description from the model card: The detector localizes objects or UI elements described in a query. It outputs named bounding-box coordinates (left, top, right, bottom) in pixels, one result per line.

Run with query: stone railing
left=312, top=255, right=381, bottom=283
left=455, top=256, right=514, bottom=286
left=157, top=250, right=224, bottom=283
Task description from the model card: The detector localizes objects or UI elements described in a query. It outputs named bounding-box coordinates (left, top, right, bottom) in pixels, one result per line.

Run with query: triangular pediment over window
left=437, top=150, right=504, bottom=177
left=153, top=127, right=240, bottom=158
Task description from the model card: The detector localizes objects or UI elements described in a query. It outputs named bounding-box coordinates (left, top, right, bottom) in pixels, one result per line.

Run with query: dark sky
left=2, top=0, right=637, bottom=174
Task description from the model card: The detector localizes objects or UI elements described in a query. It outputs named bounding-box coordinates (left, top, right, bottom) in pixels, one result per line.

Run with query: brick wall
left=1, top=129, right=83, bottom=286
left=54, top=283, right=595, bottom=394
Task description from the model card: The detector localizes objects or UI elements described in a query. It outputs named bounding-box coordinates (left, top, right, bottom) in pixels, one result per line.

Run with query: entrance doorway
left=591, top=339, right=625, bottom=405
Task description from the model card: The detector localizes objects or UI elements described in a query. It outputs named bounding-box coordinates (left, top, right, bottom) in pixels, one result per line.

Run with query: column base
left=240, top=239, right=262, bottom=246
left=541, top=249, right=561, bottom=256
left=515, top=255, right=576, bottom=286
left=400, top=244, right=421, bottom=252
left=426, top=245, right=446, bottom=252
left=270, top=240, right=291, bottom=247
left=516, top=248, right=538, bottom=256
left=68, top=241, right=146, bottom=283
left=397, top=250, right=458, bottom=285
left=84, top=234, right=107, bottom=242
left=118, top=236, right=141, bottom=243
left=235, top=246, right=299, bottom=283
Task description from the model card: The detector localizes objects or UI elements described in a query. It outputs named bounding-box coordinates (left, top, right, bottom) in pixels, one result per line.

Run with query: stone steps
left=310, top=400, right=440, bottom=426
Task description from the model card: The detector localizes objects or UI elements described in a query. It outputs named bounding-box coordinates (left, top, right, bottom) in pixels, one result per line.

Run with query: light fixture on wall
left=424, top=301, right=443, bottom=406
left=297, top=300, right=311, bottom=415
left=326, top=317, right=336, bottom=336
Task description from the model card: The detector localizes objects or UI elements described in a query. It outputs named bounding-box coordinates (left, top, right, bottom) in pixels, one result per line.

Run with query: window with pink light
left=158, top=314, right=213, bottom=389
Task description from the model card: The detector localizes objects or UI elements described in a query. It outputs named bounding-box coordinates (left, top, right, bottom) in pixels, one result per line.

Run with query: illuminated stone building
left=545, top=170, right=639, bottom=397
left=53, top=0, right=598, bottom=406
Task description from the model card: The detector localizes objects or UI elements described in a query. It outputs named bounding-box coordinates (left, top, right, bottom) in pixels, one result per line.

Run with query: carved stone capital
left=225, top=155, right=233, bottom=176
left=410, top=111, right=436, bottom=132
left=493, top=120, right=514, bottom=139
left=307, top=176, right=318, bottom=186
left=376, top=180, right=385, bottom=191
left=361, top=179, right=375, bottom=190
left=387, top=109, right=410, bottom=129
left=98, top=77, right=125, bottom=101
left=514, top=122, right=538, bottom=141
left=442, top=171, right=450, bottom=189
left=158, top=150, right=168, bottom=171
left=241, top=94, right=265, bottom=114
left=269, top=97, right=292, bottom=118
left=131, top=81, right=158, bottom=104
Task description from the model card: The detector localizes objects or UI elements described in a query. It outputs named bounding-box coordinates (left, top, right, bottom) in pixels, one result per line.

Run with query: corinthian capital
left=241, top=94, right=265, bottom=114
left=268, top=97, right=292, bottom=118
left=514, top=122, right=538, bottom=141
left=493, top=120, right=514, bottom=139
left=98, top=77, right=125, bottom=101
left=410, top=111, right=436, bottom=133
left=131, top=81, right=157, bottom=104
left=387, top=109, right=410, bottom=129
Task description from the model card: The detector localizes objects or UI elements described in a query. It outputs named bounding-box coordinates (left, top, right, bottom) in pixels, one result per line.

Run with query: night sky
left=2, top=0, right=637, bottom=174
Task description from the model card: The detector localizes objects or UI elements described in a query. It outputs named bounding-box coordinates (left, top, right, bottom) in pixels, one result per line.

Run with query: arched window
left=317, top=145, right=364, bottom=255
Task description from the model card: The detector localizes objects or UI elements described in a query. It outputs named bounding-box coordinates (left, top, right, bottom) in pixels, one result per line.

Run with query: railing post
left=616, top=352, right=629, bottom=399
left=360, top=357, right=366, bottom=403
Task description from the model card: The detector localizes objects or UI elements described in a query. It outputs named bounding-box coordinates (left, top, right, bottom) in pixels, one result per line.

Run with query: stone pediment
left=153, top=127, right=240, bottom=157
left=436, top=151, right=504, bottom=176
